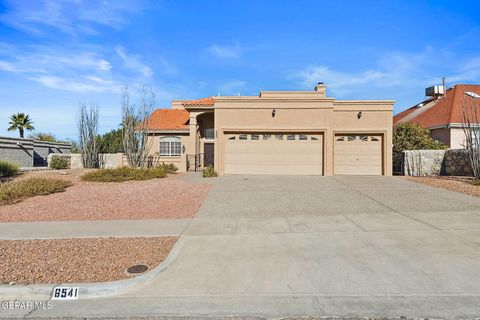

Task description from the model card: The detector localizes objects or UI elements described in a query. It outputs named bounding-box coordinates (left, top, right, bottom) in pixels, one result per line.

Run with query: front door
left=204, top=143, right=214, bottom=167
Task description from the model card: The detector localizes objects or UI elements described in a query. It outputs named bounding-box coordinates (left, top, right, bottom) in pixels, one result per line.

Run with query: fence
left=0, top=136, right=71, bottom=167
left=187, top=153, right=205, bottom=172
left=398, top=149, right=473, bottom=176
left=55, top=153, right=186, bottom=172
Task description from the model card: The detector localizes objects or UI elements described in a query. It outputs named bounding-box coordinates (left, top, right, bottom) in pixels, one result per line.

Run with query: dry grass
left=404, top=176, right=480, bottom=197
left=0, top=160, right=19, bottom=178
left=0, top=177, right=72, bottom=205
left=0, top=237, right=177, bottom=284
left=0, top=169, right=211, bottom=222
left=81, top=166, right=172, bottom=182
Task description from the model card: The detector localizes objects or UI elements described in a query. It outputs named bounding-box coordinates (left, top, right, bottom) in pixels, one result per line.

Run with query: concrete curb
left=0, top=237, right=186, bottom=300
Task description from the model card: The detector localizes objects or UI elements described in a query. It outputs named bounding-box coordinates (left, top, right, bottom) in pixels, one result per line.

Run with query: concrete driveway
left=30, top=175, right=480, bottom=318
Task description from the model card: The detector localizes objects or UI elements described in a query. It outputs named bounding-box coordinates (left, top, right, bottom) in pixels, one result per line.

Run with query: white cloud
left=205, top=42, right=242, bottom=59
left=0, top=0, right=147, bottom=35
left=116, top=46, right=153, bottom=77
left=30, top=75, right=118, bottom=93
left=0, top=43, right=122, bottom=93
left=290, top=49, right=480, bottom=100
left=0, top=60, right=21, bottom=72
left=0, top=42, right=159, bottom=94
left=219, top=80, right=247, bottom=94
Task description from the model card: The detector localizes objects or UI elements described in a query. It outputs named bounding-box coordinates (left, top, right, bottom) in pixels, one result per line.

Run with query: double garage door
left=224, top=132, right=323, bottom=175
left=223, top=132, right=383, bottom=175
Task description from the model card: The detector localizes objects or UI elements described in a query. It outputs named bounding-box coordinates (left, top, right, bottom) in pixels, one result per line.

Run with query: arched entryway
left=196, top=111, right=214, bottom=168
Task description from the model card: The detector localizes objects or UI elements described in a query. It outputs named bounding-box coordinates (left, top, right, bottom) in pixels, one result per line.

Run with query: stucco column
left=188, top=114, right=198, bottom=155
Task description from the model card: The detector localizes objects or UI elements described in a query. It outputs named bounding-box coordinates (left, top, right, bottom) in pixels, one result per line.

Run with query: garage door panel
left=226, top=165, right=323, bottom=175
left=334, top=135, right=382, bottom=176
left=224, top=132, right=323, bottom=175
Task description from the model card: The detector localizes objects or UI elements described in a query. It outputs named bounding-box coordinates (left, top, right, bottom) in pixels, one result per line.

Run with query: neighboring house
left=0, top=136, right=71, bottom=167
left=394, top=84, right=480, bottom=149
left=146, top=83, right=394, bottom=176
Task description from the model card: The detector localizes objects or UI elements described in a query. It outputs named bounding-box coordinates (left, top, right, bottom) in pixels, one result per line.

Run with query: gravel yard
left=0, top=237, right=177, bottom=284
left=0, top=169, right=210, bottom=222
left=404, top=176, right=480, bottom=197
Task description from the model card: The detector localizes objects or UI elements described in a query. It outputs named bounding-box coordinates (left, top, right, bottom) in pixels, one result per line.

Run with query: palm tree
left=7, top=113, right=35, bottom=138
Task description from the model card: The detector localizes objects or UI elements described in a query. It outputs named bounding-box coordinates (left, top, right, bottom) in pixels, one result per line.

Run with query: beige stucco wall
left=146, top=133, right=189, bottom=172
left=212, top=93, right=393, bottom=176
left=450, top=128, right=467, bottom=149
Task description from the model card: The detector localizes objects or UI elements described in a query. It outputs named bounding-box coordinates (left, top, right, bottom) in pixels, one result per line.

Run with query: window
left=336, top=136, right=345, bottom=141
left=251, top=133, right=259, bottom=140
left=347, top=136, right=356, bottom=141
left=239, top=134, right=247, bottom=140
left=287, top=134, right=296, bottom=140
left=204, top=128, right=214, bottom=140
left=229, top=136, right=236, bottom=140
left=311, top=137, right=319, bottom=140
left=299, top=134, right=308, bottom=140
left=263, top=134, right=271, bottom=141
left=371, top=137, right=379, bottom=142
left=159, top=136, right=181, bottom=156
left=359, top=135, right=368, bottom=142
left=275, top=134, right=283, bottom=140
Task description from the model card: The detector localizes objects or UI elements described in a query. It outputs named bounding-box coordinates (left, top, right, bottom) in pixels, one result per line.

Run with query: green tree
left=28, top=132, right=57, bottom=142
left=64, top=138, right=80, bottom=153
left=393, top=122, right=446, bottom=164
left=7, top=113, right=34, bottom=138
left=97, top=129, right=124, bottom=154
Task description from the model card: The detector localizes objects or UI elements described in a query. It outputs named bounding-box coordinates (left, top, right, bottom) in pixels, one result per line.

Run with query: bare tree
left=78, top=103, right=100, bottom=168
left=122, top=86, right=154, bottom=167
left=462, top=93, right=480, bottom=179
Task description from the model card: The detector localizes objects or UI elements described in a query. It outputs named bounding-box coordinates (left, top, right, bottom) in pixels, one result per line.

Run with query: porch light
left=357, top=111, right=363, bottom=119
left=272, top=109, right=276, bottom=118
left=182, top=145, right=186, bottom=154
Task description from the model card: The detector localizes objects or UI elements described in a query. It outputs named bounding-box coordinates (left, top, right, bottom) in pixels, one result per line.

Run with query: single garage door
left=334, top=134, right=383, bottom=175
left=224, top=132, right=323, bottom=175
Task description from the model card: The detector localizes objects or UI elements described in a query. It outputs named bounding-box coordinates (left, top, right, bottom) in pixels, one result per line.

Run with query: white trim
left=159, top=136, right=182, bottom=157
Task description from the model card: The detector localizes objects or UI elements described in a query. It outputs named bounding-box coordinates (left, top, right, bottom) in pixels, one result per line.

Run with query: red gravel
left=0, top=237, right=177, bottom=284
left=404, top=176, right=480, bottom=197
left=0, top=170, right=210, bottom=222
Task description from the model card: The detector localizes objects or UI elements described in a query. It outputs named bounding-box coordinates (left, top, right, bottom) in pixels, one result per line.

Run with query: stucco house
left=394, top=84, right=480, bottom=149
left=145, top=83, right=394, bottom=176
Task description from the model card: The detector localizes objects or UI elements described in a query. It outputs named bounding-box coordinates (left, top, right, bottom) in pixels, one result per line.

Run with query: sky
left=0, top=0, right=479, bottom=139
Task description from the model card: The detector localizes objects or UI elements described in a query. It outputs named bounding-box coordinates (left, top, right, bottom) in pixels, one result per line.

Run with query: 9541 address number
left=52, top=287, right=79, bottom=300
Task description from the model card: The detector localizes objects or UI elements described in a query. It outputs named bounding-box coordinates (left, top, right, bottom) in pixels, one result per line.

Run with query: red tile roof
left=182, top=97, right=215, bottom=107
left=394, top=84, right=480, bottom=128
left=147, top=109, right=189, bottom=131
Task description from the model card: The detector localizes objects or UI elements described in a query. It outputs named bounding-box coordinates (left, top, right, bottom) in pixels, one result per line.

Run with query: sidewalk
left=0, top=219, right=191, bottom=240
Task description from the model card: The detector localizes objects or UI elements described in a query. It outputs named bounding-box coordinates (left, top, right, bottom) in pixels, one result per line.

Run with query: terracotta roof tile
left=394, top=84, right=480, bottom=127
left=147, top=109, right=189, bottom=131
left=182, top=97, right=214, bottom=106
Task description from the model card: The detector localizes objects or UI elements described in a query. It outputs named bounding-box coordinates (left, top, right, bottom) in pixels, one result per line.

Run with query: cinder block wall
left=0, top=136, right=34, bottom=167
left=0, top=136, right=71, bottom=167
left=32, top=140, right=71, bottom=166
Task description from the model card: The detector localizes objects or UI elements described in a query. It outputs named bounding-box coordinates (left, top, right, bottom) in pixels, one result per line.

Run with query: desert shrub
left=157, top=162, right=178, bottom=174
left=202, top=165, right=217, bottom=178
left=0, top=161, right=19, bottom=178
left=81, top=166, right=168, bottom=182
left=49, top=156, right=70, bottom=170
left=0, top=178, right=72, bottom=205
left=393, top=122, right=447, bottom=165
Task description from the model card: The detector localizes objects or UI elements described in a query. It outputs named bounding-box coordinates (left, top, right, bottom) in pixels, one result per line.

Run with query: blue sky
left=0, top=0, right=479, bottom=139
